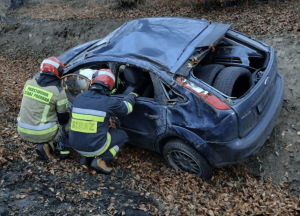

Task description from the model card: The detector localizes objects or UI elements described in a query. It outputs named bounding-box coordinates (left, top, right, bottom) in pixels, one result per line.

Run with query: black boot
left=60, top=148, right=70, bottom=160
left=80, top=156, right=93, bottom=165
left=36, top=143, right=53, bottom=160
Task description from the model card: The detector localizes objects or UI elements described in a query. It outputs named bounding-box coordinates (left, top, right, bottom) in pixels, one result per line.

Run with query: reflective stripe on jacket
left=69, top=90, right=135, bottom=156
left=17, top=78, right=68, bottom=143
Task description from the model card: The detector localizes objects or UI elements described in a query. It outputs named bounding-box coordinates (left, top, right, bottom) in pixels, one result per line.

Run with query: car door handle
left=144, top=113, right=160, bottom=120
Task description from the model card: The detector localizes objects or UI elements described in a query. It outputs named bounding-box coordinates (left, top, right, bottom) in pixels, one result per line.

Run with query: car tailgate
left=231, top=49, right=278, bottom=138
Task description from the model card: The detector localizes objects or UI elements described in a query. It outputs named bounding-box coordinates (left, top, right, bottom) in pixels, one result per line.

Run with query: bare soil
left=1, top=13, right=300, bottom=215
left=246, top=33, right=300, bottom=197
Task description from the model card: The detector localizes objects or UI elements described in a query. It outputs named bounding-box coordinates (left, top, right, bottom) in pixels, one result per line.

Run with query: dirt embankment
left=1, top=13, right=300, bottom=215
left=0, top=17, right=129, bottom=58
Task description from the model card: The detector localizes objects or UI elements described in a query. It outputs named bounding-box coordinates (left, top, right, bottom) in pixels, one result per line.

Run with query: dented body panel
left=59, top=17, right=284, bottom=168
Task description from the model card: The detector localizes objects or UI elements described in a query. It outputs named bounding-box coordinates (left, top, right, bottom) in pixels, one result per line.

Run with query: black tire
left=163, top=139, right=213, bottom=180
left=194, top=64, right=225, bottom=86
left=213, top=67, right=251, bottom=97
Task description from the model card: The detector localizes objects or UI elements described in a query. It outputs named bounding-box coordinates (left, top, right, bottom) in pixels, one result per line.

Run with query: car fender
left=155, top=125, right=221, bottom=166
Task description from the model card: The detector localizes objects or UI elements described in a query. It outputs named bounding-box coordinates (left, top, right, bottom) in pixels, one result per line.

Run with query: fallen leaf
left=0, top=148, right=8, bottom=157
left=16, top=194, right=27, bottom=199
left=208, top=209, right=215, bottom=216
left=282, top=131, right=286, bottom=139
left=285, top=143, right=293, bottom=151
left=135, top=174, right=140, bottom=181
left=0, top=157, right=6, bottom=166
left=109, top=186, right=115, bottom=190
left=209, top=44, right=215, bottom=52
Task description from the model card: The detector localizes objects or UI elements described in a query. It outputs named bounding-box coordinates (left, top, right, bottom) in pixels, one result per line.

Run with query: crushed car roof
left=64, top=17, right=231, bottom=76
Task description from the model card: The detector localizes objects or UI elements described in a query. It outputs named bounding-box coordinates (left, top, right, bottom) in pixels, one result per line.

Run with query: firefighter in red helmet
left=69, top=69, right=138, bottom=174
left=17, top=57, right=70, bottom=160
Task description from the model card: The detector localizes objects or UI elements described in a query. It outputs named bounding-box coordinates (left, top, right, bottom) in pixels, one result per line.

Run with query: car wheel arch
left=156, top=126, right=206, bottom=153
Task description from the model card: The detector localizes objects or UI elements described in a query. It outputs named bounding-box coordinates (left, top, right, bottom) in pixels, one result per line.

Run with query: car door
left=112, top=69, right=167, bottom=151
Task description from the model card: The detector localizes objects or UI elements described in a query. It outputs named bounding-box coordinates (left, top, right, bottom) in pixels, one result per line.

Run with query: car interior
left=114, top=65, right=155, bottom=98
left=64, top=62, right=156, bottom=100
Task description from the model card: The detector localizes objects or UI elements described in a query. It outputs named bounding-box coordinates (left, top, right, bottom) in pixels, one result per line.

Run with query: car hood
left=63, top=17, right=231, bottom=76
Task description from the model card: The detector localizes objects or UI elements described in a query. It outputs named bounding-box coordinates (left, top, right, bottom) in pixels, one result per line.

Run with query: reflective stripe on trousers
left=75, top=132, right=111, bottom=157
left=109, top=145, right=120, bottom=157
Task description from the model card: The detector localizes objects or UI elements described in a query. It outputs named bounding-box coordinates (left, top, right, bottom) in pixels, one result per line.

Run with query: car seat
left=141, top=82, right=154, bottom=97
left=123, top=66, right=146, bottom=95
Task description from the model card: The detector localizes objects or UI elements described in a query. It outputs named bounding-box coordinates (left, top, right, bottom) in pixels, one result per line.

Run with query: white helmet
left=79, top=69, right=97, bottom=80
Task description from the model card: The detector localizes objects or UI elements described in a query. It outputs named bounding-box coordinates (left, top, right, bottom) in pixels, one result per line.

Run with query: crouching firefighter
left=17, top=57, right=70, bottom=160
left=69, top=69, right=138, bottom=174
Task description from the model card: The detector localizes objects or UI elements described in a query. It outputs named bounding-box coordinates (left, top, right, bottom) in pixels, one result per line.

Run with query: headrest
left=124, top=67, right=142, bottom=85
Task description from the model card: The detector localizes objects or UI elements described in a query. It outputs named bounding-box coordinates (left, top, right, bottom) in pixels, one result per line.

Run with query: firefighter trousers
left=99, top=129, right=128, bottom=163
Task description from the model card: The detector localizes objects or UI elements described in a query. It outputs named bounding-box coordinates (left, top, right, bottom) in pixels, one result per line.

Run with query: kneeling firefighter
left=69, top=69, right=138, bottom=174
left=17, top=57, right=70, bottom=160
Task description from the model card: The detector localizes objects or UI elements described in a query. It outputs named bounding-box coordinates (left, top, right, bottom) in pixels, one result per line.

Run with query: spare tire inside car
left=194, top=64, right=225, bottom=86
left=213, top=67, right=251, bottom=97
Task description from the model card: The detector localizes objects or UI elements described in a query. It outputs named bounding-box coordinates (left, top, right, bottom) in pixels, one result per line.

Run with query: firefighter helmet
left=91, top=69, right=115, bottom=90
left=40, top=57, right=65, bottom=79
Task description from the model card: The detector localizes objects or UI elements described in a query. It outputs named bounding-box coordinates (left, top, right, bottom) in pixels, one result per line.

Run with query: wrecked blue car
left=57, top=17, right=284, bottom=179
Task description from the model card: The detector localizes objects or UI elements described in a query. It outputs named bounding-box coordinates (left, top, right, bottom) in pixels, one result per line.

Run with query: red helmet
left=92, top=69, right=115, bottom=90
left=40, top=57, right=65, bottom=79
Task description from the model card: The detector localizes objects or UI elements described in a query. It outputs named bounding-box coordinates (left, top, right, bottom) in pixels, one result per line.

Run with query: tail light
left=177, top=77, right=230, bottom=110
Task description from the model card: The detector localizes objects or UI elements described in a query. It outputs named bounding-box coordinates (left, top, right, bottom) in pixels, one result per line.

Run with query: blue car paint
left=59, top=39, right=101, bottom=64
left=58, top=17, right=284, bottom=168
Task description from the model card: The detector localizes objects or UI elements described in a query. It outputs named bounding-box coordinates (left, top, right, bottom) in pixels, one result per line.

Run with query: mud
left=0, top=160, right=156, bottom=215
left=1, top=15, right=300, bottom=200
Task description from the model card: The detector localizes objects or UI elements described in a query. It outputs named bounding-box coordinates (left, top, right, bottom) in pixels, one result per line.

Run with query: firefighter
left=69, top=69, right=138, bottom=174
left=17, top=57, right=70, bottom=160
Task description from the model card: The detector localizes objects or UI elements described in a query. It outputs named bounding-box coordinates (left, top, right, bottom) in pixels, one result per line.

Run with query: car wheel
left=213, top=67, right=251, bottom=97
left=194, top=64, right=225, bottom=86
left=163, top=139, right=213, bottom=180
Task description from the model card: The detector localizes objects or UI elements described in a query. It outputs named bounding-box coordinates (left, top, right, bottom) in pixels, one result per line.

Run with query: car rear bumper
left=207, top=73, right=284, bottom=167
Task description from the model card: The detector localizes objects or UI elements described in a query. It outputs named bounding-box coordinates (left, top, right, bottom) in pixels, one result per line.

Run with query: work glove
left=129, top=92, right=139, bottom=98
left=110, top=88, right=117, bottom=94
left=124, top=92, right=138, bottom=110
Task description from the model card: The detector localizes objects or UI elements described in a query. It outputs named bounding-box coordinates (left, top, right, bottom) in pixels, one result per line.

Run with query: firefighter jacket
left=17, top=74, right=69, bottom=143
left=69, top=89, right=136, bottom=157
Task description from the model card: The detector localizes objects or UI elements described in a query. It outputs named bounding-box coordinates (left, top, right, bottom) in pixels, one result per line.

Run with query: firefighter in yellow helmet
left=17, top=57, right=70, bottom=160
